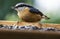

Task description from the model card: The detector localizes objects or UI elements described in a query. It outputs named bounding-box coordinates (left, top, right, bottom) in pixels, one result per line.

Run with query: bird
left=12, top=3, right=50, bottom=28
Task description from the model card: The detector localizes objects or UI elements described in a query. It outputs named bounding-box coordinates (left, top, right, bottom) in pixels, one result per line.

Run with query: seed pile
left=0, top=24, right=60, bottom=31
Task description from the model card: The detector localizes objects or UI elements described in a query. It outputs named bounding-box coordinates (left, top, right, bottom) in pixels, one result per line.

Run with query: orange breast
left=17, top=7, right=42, bottom=22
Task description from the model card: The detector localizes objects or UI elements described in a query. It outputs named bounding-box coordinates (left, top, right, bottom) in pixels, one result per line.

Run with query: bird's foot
left=12, top=21, right=19, bottom=26
left=38, top=23, right=43, bottom=29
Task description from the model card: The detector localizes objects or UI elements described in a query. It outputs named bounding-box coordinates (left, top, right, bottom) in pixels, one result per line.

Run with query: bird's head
left=12, top=3, right=33, bottom=12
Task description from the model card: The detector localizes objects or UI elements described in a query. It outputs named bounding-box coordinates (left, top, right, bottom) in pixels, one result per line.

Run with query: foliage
left=0, top=0, right=33, bottom=20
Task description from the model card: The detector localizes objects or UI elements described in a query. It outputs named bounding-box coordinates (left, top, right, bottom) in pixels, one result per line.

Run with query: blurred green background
left=0, top=0, right=33, bottom=20
left=0, top=0, right=60, bottom=24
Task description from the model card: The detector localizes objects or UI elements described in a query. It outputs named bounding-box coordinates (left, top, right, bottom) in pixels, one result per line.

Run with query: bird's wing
left=29, top=7, right=50, bottom=19
left=29, top=7, right=43, bottom=16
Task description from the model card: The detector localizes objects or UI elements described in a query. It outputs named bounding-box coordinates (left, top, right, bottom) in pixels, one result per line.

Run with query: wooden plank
left=0, top=20, right=60, bottom=28
left=0, top=20, right=60, bottom=39
left=0, top=29, right=60, bottom=39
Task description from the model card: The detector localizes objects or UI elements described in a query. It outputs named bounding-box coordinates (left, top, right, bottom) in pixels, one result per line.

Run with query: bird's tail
left=42, top=15, right=50, bottom=19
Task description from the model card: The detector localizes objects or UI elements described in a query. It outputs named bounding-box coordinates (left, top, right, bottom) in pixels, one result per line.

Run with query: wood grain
left=0, top=20, right=60, bottom=39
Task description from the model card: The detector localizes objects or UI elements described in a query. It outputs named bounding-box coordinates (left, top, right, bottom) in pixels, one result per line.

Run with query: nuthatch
left=12, top=3, right=50, bottom=28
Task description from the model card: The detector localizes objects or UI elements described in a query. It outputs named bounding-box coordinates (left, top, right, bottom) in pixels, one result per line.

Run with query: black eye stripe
left=15, top=4, right=33, bottom=8
left=15, top=5, right=24, bottom=8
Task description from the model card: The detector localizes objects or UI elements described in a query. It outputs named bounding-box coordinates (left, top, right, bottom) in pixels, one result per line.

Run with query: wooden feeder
left=0, top=20, right=60, bottom=39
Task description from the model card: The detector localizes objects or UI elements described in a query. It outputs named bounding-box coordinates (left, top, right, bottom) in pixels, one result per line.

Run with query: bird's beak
left=11, top=6, right=15, bottom=9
